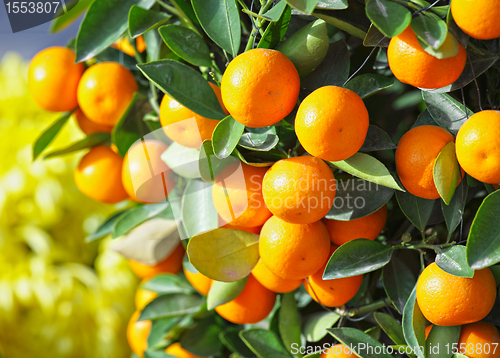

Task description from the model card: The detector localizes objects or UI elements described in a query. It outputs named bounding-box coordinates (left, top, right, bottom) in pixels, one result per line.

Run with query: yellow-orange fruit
left=127, top=311, right=151, bottom=358
left=458, top=321, right=500, bottom=358
left=451, top=0, right=500, bottom=40
left=128, top=244, right=185, bottom=279
left=74, top=109, right=113, bottom=135
left=165, top=342, right=206, bottom=358
left=251, top=259, right=303, bottom=293
left=183, top=267, right=213, bottom=296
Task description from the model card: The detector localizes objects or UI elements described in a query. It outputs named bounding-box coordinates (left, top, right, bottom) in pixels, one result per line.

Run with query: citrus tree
left=29, top=0, right=500, bottom=357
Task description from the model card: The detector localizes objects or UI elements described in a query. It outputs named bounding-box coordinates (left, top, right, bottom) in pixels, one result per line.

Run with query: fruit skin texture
left=74, top=109, right=113, bottom=135
left=456, top=110, right=500, bottom=184
left=324, top=205, right=387, bottom=246
left=28, top=47, right=85, bottom=112
left=251, top=259, right=303, bottom=293
left=321, top=344, right=357, bottom=357
left=212, top=161, right=271, bottom=227
left=77, top=62, right=138, bottom=126
left=122, top=140, right=176, bottom=203
left=127, top=311, right=151, bottom=358
left=388, top=27, right=466, bottom=89
left=416, top=263, right=497, bottom=326
left=457, top=321, right=500, bottom=358
left=160, top=82, right=228, bottom=148
left=74, top=146, right=129, bottom=204
left=295, top=86, right=369, bottom=162
left=304, top=246, right=363, bottom=307
left=128, top=243, right=185, bottom=279
left=135, top=278, right=159, bottom=310
left=221, top=48, right=300, bottom=127
left=451, top=0, right=500, bottom=40
left=259, top=215, right=331, bottom=280
left=262, top=155, right=336, bottom=224
left=215, top=274, right=276, bottom=324
left=183, top=267, right=213, bottom=296
left=396, top=125, right=456, bottom=199
left=165, top=342, right=206, bottom=358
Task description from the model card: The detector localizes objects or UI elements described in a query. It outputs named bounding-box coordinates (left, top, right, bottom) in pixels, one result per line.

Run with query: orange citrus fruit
left=221, top=48, right=300, bottom=127
left=416, top=262, right=496, bottom=326
left=295, top=86, right=369, bottom=162
left=425, top=325, right=433, bottom=339
left=215, top=274, right=276, bottom=324
left=262, top=155, right=336, bottom=224
left=74, top=145, right=128, bottom=204
left=127, top=311, right=151, bottom=358
left=259, top=215, right=331, bottom=280
left=305, top=246, right=363, bottom=307
left=212, top=161, right=271, bottom=227
left=128, top=243, right=185, bottom=279
left=113, top=36, right=146, bottom=56
left=251, top=259, right=303, bottom=293
left=396, top=125, right=456, bottom=199
left=122, top=140, right=176, bottom=203
left=165, top=342, right=206, bottom=358
left=135, top=278, right=158, bottom=310
left=321, top=344, right=357, bottom=358
left=183, top=267, right=213, bottom=296
left=28, top=46, right=85, bottom=112
left=456, top=110, right=500, bottom=184
left=77, top=62, right=138, bottom=126
left=458, top=321, right=500, bottom=358
left=74, top=109, right=113, bottom=135
left=324, top=205, right=387, bottom=246
left=388, top=27, right=467, bottom=89
left=451, top=0, right=500, bottom=40
left=160, top=82, right=228, bottom=148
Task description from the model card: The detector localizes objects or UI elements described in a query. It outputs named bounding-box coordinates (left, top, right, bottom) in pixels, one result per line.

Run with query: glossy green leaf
left=422, top=92, right=473, bottom=135
left=240, top=329, right=292, bottom=358
left=33, top=112, right=72, bottom=160
left=253, top=0, right=288, bottom=21
left=436, top=245, right=474, bottom=278
left=144, top=27, right=162, bottom=61
left=366, top=0, right=411, bottom=38
left=207, top=276, right=249, bottom=310
left=442, top=180, right=467, bottom=239
left=140, top=293, right=204, bottom=320
left=433, top=142, right=460, bottom=205
left=179, top=315, right=224, bottom=356
left=239, top=127, right=279, bottom=152
left=285, top=0, right=319, bottom=14
left=395, top=190, right=435, bottom=232
left=50, top=0, right=93, bottom=33
left=199, top=140, right=238, bottom=182
left=303, top=311, right=340, bottom=342
left=323, top=239, right=394, bottom=279
left=93, top=46, right=137, bottom=69
left=467, top=190, right=500, bottom=269
left=113, top=203, right=172, bottom=238
left=258, top=4, right=291, bottom=49
left=212, top=115, right=245, bottom=159
left=373, top=312, right=406, bottom=346
left=43, top=132, right=110, bottom=159
left=129, top=6, right=171, bottom=38
left=359, top=124, right=396, bottom=152
left=345, top=74, right=394, bottom=99
left=147, top=317, right=180, bottom=349
left=411, top=13, right=447, bottom=50
left=413, top=109, right=439, bottom=128
left=426, top=325, right=461, bottom=358
left=279, top=293, right=302, bottom=358
left=363, top=24, right=390, bottom=47
left=418, top=30, right=460, bottom=60
left=383, top=255, right=416, bottom=314
left=191, top=0, right=241, bottom=57
left=159, top=25, right=212, bottom=67
left=162, top=143, right=200, bottom=179
left=316, top=0, right=348, bottom=10
left=327, top=327, right=393, bottom=358
left=145, top=350, right=173, bottom=358
left=187, top=228, right=260, bottom=282
left=312, top=4, right=370, bottom=39
left=330, top=152, right=404, bottom=191
left=219, top=327, right=256, bottom=357
left=141, top=274, right=194, bottom=294
left=402, top=286, right=426, bottom=358
left=181, top=179, right=218, bottom=238
left=85, top=210, right=127, bottom=242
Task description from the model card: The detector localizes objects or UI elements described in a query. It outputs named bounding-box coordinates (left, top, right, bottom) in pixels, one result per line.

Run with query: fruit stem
left=244, top=0, right=273, bottom=51
left=399, top=241, right=456, bottom=253
left=156, top=0, right=201, bottom=36
left=336, top=297, right=393, bottom=317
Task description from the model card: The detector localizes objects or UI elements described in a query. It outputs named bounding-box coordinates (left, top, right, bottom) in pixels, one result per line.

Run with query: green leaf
left=199, top=140, right=238, bottom=182
left=140, top=293, right=204, bottom=320
left=312, top=4, right=370, bottom=39
left=253, top=0, right=288, bottom=21
left=258, top=4, right=291, bottom=49
left=418, top=30, right=460, bottom=60
left=181, top=179, right=218, bottom=238
left=330, top=152, right=404, bottom=191
left=303, top=311, right=340, bottom=343
left=402, top=286, right=426, bottom=358
left=75, top=0, right=155, bottom=62
left=316, top=0, right=348, bottom=10
left=426, top=325, right=461, bottom=358
left=323, top=239, right=394, bottom=279
left=411, top=13, right=447, bottom=50
left=327, top=327, right=393, bottom=358
left=413, top=109, right=439, bottom=128
left=85, top=210, right=127, bottom=242
left=436, top=245, right=474, bottom=278
left=187, top=228, right=260, bottom=282
left=212, top=115, right=245, bottom=159
left=141, top=274, right=194, bottom=294
left=113, top=203, right=173, bottom=238
left=442, top=180, right=467, bottom=239
left=373, top=312, right=406, bottom=346
left=50, top=0, right=93, bottom=33
left=395, top=190, right=435, bottom=232
left=279, top=293, right=302, bottom=358
left=302, top=39, right=349, bottom=89
left=137, top=60, right=226, bottom=120
left=325, top=178, right=394, bottom=221
left=33, top=112, right=72, bottom=160
left=363, top=24, right=391, bottom=47
left=145, top=350, right=173, bottom=358
left=422, top=92, right=473, bottom=135
left=179, top=315, right=224, bottom=356
left=147, top=317, right=180, bottom=349
left=239, top=127, right=279, bottom=152
left=383, top=255, right=416, bottom=314
left=191, top=0, right=241, bottom=57
left=129, top=6, right=171, bottom=38
left=433, top=142, right=460, bottom=205
left=93, top=46, right=137, bottom=69
left=144, top=27, right=162, bottom=61
left=207, top=276, right=249, bottom=310
left=161, top=143, right=200, bottom=179
left=43, top=132, right=110, bottom=159
left=277, top=19, right=330, bottom=77
left=345, top=74, right=394, bottom=99
left=285, top=0, right=319, bottom=14
left=466, top=190, right=500, bottom=269
left=359, top=124, right=396, bottom=152
left=365, top=0, right=411, bottom=38
left=219, top=327, right=256, bottom=357
left=240, top=329, right=293, bottom=358
left=159, top=25, right=212, bottom=67
left=111, top=93, right=152, bottom=157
